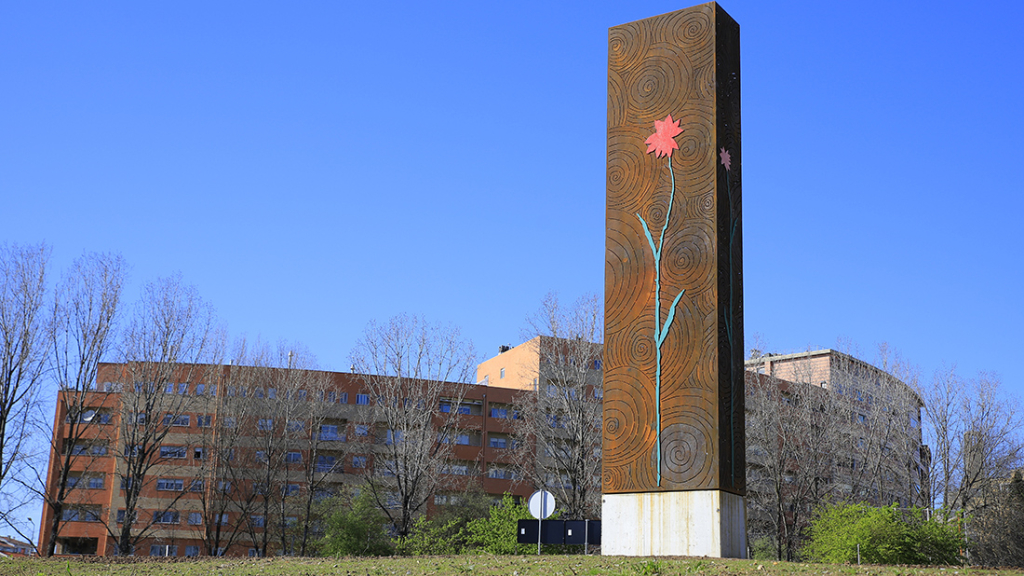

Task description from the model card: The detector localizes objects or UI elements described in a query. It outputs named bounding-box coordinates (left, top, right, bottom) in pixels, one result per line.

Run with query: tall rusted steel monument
left=603, top=2, right=745, bottom=557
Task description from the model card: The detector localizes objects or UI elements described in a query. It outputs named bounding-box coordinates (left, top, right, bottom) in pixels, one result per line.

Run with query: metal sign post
left=527, top=490, right=555, bottom=555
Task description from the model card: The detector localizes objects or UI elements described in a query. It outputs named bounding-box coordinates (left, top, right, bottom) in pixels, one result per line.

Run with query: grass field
left=2, top=556, right=1018, bottom=576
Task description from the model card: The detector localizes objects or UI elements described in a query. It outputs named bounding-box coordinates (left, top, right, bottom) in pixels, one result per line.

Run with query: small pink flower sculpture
left=719, top=147, right=731, bottom=171
left=645, top=115, right=683, bottom=158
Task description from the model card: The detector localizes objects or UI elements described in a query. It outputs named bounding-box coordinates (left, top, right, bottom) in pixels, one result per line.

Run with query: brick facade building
left=39, top=363, right=530, bottom=557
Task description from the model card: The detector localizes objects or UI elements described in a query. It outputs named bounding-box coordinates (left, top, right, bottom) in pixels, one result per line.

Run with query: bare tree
left=181, top=359, right=253, bottom=557
left=286, top=358, right=338, bottom=556
left=350, top=314, right=476, bottom=539
left=106, top=274, right=221, bottom=556
left=968, top=470, right=1024, bottom=567
left=744, top=357, right=843, bottom=561
left=0, top=243, right=50, bottom=501
left=511, top=293, right=603, bottom=520
left=35, top=252, right=125, bottom=555
left=922, top=367, right=1024, bottom=513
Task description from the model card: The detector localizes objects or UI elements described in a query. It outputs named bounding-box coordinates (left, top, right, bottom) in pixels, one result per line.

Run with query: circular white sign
left=527, top=490, right=556, bottom=519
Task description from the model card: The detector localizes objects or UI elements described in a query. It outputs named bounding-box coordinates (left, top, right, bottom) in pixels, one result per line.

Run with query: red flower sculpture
left=719, top=147, right=731, bottom=171
left=644, top=115, right=683, bottom=158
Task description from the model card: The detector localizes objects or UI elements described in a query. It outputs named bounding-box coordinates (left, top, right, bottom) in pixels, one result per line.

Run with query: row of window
left=72, top=395, right=519, bottom=433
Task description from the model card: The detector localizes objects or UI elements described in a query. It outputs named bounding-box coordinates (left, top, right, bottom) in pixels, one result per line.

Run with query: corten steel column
left=603, top=2, right=744, bottom=557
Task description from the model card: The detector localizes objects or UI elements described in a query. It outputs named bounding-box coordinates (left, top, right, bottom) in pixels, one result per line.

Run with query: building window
left=255, top=450, right=268, bottom=462
left=440, top=463, right=470, bottom=476
left=356, top=394, right=370, bottom=405
left=316, top=455, right=336, bottom=473
left=150, top=544, right=178, bottom=557
left=488, top=467, right=517, bottom=480
left=319, top=425, right=339, bottom=441
left=249, top=548, right=262, bottom=557
left=87, top=475, right=105, bottom=489
left=194, top=447, right=204, bottom=459
left=157, top=478, right=184, bottom=491
left=160, top=414, right=189, bottom=427
left=223, top=417, right=237, bottom=428
left=489, top=436, right=507, bottom=449
left=216, top=513, right=229, bottom=525
left=339, top=392, right=349, bottom=404
left=500, top=368, right=505, bottom=379
left=185, top=545, right=200, bottom=557
left=217, top=481, right=232, bottom=494
left=283, top=484, right=300, bottom=497
left=188, top=512, right=203, bottom=525
left=352, top=456, right=367, bottom=468
left=285, top=451, right=302, bottom=464
left=355, top=424, right=369, bottom=437
left=73, top=409, right=112, bottom=424
left=250, top=515, right=265, bottom=528
left=386, top=429, right=403, bottom=445
left=490, top=407, right=507, bottom=419
left=190, top=479, right=204, bottom=492
left=153, top=511, right=180, bottom=524
left=195, top=384, right=205, bottom=395
left=197, top=415, right=212, bottom=427
left=287, top=420, right=304, bottom=432
left=62, top=507, right=101, bottom=522
left=116, top=509, right=136, bottom=524
left=160, top=446, right=187, bottom=459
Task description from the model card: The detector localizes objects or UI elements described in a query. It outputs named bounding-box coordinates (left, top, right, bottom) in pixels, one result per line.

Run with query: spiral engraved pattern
left=604, top=3, right=744, bottom=494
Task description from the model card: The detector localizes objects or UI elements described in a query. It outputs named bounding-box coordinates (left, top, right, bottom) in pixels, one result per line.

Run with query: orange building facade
left=39, top=363, right=530, bottom=557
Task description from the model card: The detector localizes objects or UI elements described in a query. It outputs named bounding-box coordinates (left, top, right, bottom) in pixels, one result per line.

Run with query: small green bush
left=399, top=515, right=466, bottom=555
left=319, top=489, right=394, bottom=556
left=463, top=493, right=535, bottom=555
left=803, top=502, right=962, bottom=565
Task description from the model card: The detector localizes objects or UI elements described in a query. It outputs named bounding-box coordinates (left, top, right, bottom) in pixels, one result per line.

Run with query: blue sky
left=2, top=1, right=1021, bottom=397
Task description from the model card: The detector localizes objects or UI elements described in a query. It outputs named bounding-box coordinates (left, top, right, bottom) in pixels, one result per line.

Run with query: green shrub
left=463, top=493, right=535, bottom=555
left=398, top=487, right=494, bottom=555
left=398, top=515, right=466, bottom=555
left=803, top=502, right=962, bottom=565
left=319, top=489, right=394, bottom=556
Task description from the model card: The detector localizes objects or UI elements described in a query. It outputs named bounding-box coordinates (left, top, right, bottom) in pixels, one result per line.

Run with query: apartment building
left=39, top=363, right=530, bottom=557
left=478, top=336, right=604, bottom=519
left=744, top=349, right=929, bottom=557
left=746, top=348, right=927, bottom=505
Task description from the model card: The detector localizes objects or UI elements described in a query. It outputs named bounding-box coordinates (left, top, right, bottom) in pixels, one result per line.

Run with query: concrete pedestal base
left=602, top=490, right=746, bottom=557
